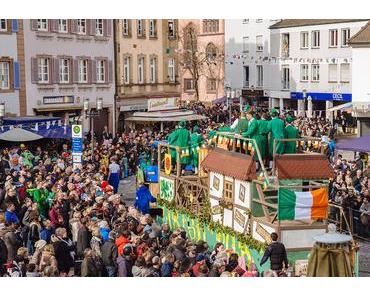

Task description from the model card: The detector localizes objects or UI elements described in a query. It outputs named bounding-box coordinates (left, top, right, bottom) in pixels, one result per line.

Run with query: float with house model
left=155, top=132, right=359, bottom=276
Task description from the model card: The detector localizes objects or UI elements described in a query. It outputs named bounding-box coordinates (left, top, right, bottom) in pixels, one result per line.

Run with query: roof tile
left=269, top=19, right=367, bottom=29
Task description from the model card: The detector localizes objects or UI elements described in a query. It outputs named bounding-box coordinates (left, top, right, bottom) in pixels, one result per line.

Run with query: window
left=256, top=65, right=263, bottom=87
left=328, top=64, right=337, bottom=82
left=137, top=56, right=144, bottom=84
left=184, top=78, right=194, bottom=91
left=0, top=19, right=7, bottom=31
left=95, top=19, right=103, bottom=36
left=37, top=19, right=48, bottom=31
left=341, top=28, right=350, bottom=46
left=206, top=43, right=217, bottom=62
left=122, top=19, right=130, bottom=36
left=168, top=19, right=175, bottom=38
left=243, top=66, right=249, bottom=87
left=207, top=78, right=217, bottom=92
left=300, top=32, right=309, bottom=48
left=0, top=62, right=10, bottom=89
left=97, top=60, right=105, bottom=83
left=282, top=66, right=290, bottom=89
left=59, top=59, right=70, bottom=83
left=312, top=30, right=320, bottom=48
left=256, top=35, right=263, bottom=52
left=123, top=56, right=130, bottom=84
left=38, top=58, right=50, bottom=83
left=149, top=57, right=156, bottom=83
left=149, top=19, right=156, bottom=37
left=78, top=59, right=88, bottom=83
left=137, top=19, right=144, bottom=37
left=256, top=19, right=263, bottom=23
left=329, top=29, right=338, bottom=47
left=340, top=63, right=350, bottom=82
left=242, top=19, right=249, bottom=24
left=242, top=36, right=249, bottom=53
left=77, top=19, right=86, bottom=35
left=223, top=180, right=233, bottom=203
left=58, top=19, right=68, bottom=33
left=203, top=19, right=219, bottom=33
left=281, top=33, right=289, bottom=57
left=168, top=58, right=175, bottom=82
left=311, top=64, right=320, bottom=81
left=300, top=64, right=309, bottom=81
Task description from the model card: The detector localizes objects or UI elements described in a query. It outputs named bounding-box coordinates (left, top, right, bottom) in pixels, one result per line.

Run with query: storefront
left=242, top=89, right=268, bottom=107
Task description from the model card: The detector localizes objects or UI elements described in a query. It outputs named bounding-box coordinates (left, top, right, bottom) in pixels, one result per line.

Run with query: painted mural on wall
left=159, top=176, right=175, bottom=202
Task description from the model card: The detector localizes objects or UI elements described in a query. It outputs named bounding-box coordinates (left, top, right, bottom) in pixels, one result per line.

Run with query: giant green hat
left=285, top=115, right=294, bottom=123
left=178, top=120, right=186, bottom=128
left=270, top=108, right=279, bottom=116
left=243, top=104, right=251, bottom=112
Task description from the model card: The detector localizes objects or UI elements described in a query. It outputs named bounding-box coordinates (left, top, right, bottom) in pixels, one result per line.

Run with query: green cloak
left=267, top=117, right=285, bottom=155
left=284, top=124, right=300, bottom=154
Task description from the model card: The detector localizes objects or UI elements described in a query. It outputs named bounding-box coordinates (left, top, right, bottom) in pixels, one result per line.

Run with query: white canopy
left=0, top=128, right=43, bottom=142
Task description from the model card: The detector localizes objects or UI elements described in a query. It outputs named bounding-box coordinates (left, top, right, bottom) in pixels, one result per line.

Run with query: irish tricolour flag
left=278, top=188, right=328, bottom=221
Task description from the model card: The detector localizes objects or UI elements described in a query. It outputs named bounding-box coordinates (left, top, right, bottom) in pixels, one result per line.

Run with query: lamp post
left=230, top=90, right=235, bottom=125
left=84, top=98, right=103, bottom=155
left=302, top=89, right=307, bottom=117
left=0, top=103, right=5, bottom=126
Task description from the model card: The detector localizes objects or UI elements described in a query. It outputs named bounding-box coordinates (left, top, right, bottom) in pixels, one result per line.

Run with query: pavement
left=359, top=241, right=370, bottom=277
left=118, top=175, right=137, bottom=206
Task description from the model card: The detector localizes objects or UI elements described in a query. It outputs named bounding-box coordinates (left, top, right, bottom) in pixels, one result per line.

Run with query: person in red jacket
left=115, top=229, right=131, bottom=256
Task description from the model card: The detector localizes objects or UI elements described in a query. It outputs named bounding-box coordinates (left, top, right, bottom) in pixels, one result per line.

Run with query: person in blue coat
left=135, top=183, right=156, bottom=215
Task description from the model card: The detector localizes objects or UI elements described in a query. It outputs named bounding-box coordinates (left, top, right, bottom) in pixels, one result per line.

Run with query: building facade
left=115, top=19, right=181, bottom=132
left=225, top=19, right=279, bottom=107
left=23, top=19, right=115, bottom=134
left=178, top=19, right=225, bottom=103
left=268, top=19, right=368, bottom=117
left=0, top=19, right=26, bottom=116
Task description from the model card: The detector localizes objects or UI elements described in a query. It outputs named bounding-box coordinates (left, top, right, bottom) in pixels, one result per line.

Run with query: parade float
left=155, top=131, right=359, bottom=276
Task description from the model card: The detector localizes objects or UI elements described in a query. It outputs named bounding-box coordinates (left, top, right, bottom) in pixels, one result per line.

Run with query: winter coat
left=77, top=225, right=91, bottom=258
left=53, top=238, right=74, bottom=273
left=2, top=227, right=21, bottom=261
left=260, top=241, right=288, bottom=271
left=81, top=257, right=100, bottom=277
left=115, top=235, right=130, bottom=256
left=117, top=255, right=133, bottom=277
left=101, top=239, right=118, bottom=267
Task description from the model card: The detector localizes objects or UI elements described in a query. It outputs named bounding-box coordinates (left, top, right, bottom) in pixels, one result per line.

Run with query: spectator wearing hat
left=101, top=231, right=118, bottom=277
left=117, top=245, right=134, bottom=277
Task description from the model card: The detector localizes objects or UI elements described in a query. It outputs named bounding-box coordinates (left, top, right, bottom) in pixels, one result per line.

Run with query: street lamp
left=302, top=89, right=307, bottom=117
left=84, top=98, right=104, bottom=155
left=0, top=103, right=5, bottom=126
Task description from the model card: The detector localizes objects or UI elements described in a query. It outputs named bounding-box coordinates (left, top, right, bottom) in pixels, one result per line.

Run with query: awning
left=126, top=113, right=206, bottom=122
left=336, top=134, right=370, bottom=152
left=0, top=128, right=43, bottom=142
left=3, top=116, right=61, bottom=125
left=328, top=102, right=370, bottom=112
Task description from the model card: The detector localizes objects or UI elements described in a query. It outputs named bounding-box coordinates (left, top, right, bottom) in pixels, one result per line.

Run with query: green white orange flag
left=278, top=188, right=328, bottom=221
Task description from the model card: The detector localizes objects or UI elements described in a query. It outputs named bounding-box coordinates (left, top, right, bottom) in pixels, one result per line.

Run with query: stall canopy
left=336, top=134, right=370, bottom=152
left=0, top=116, right=71, bottom=141
left=125, top=109, right=206, bottom=122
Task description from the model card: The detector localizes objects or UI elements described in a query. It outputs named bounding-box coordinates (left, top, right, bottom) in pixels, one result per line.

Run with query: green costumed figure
left=235, top=105, right=251, bottom=153
left=267, top=108, right=285, bottom=157
left=190, top=125, right=203, bottom=174
left=257, top=113, right=269, bottom=162
left=27, top=186, right=48, bottom=219
left=241, top=110, right=261, bottom=161
left=167, top=120, right=191, bottom=173
left=21, top=149, right=34, bottom=169
left=284, top=115, right=300, bottom=154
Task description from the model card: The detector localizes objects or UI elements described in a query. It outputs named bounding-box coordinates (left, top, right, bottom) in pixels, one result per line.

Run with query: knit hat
left=270, top=108, right=279, bottom=116
left=34, top=240, right=47, bottom=250
left=285, top=115, right=294, bottom=123
left=243, top=104, right=251, bottom=112
left=196, top=254, right=206, bottom=262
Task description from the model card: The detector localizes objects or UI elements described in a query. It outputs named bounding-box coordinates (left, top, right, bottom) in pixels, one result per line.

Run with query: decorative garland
left=157, top=197, right=267, bottom=252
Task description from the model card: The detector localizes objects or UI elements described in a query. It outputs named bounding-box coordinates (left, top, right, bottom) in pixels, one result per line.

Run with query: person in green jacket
left=241, top=110, right=260, bottom=162
left=267, top=108, right=285, bottom=160
left=257, top=112, right=269, bottom=164
left=284, top=115, right=300, bottom=154
left=190, top=125, right=203, bottom=174
left=167, top=120, right=191, bottom=174
left=27, top=185, right=48, bottom=219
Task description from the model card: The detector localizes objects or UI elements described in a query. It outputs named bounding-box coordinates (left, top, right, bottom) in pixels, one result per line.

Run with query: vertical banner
left=72, top=124, right=83, bottom=170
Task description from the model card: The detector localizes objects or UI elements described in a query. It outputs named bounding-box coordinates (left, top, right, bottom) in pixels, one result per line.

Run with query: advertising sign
left=72, top=125, right=83, bottom=169
left=290, top=92, right=352, bottom=102
left=148, top=97, right=179, bottom=111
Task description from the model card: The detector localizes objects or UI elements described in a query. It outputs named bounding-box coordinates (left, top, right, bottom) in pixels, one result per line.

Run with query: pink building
left=178, top=19, right=225, bottom=104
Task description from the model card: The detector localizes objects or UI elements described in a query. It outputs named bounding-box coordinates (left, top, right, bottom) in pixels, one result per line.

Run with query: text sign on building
left=148, top=97, right=179, bottom=111
left=43, top=95, right=74, bottom=105
left=71, top=124, right=83, bottom=169
left=290, top=92, right=352, bottom=102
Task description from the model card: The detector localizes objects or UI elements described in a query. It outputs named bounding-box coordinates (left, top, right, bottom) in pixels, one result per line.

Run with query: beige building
left=178, top=19, right=225, bottom=103
left=115, top=19, right=181, bottom=132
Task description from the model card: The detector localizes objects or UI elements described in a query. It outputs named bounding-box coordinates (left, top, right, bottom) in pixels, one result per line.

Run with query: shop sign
left=43, top=95, right=74, bottom=105
left=290, top=92, right=352, bottom=102
left=148, top=97, right=179, bottom=111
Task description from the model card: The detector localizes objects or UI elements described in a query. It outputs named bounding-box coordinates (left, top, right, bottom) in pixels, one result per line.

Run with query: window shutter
left=91, top=60, right=97, bottom=83
left=88, top=58, right=93, bottom=83
left=73, top=59, right=79, bottom=83
left=52, top=58, right=60, bottom=84
left=31, top=57, right=38, bottom=83
left=89, top=19, right=96, bottom=36
left=13, top=61, right=20, bottom=89
left=71, top=19, right=78, bottom=33
left=108, top=60, right=113, bottom=83
left=142, top=19, right=146, bottom=37
left=105, top=19, right=112, bottom=37
left=128, top=20, right=132, bottom=37
left=52, top=19, right=59, bottom=32
left=174, top=19, right=178, bottom=38
left=30, top=19, right=38, bottom=31
left=11, top=20, right=19, bottom=32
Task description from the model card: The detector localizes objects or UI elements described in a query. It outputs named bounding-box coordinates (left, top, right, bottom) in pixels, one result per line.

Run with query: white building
left=225, top=19, right=279, bottom=107
left=268, top=19, right=368, bottom=117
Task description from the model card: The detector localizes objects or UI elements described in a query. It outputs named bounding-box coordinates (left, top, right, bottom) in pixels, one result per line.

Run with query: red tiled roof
left=349, top=21, right=370, bottom=45
left=201, top=148, right=256, bottom=181
left=269, top=19, right=367, bottom=29
left=275, top=154, right=334, bottom=180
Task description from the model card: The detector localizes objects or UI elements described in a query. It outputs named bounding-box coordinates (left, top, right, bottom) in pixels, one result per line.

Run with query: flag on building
left=278, top=188, right=328, bottom=221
